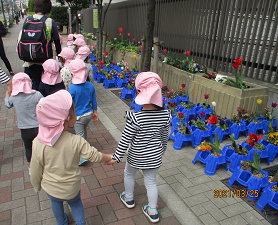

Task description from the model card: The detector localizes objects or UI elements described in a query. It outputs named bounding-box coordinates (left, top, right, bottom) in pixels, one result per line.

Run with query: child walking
left=31, top=90, right=112, bottom=225
left=68, top=59, right=98, bottom=165
left=106, top=72, right=171, bottom=223
left=59, top=47, right=75, bottom=90
left=38, top=59, right=65, bottom=97
left=5, top=73, right=43, bottom=174
left=76, top=46, right=94, bottom=84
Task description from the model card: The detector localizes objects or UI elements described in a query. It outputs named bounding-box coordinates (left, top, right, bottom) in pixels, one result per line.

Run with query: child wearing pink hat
left=30, top=90, right=112, bottom=225
left=5, top=73, right=43, bottom=175
left=59, top=47, right=75, bottom=90
left=68, top=59, right=98, bottom=165
left=106, top=72, right=171, bottom=223
left=73, top=38, right=86, bottom=53
left=39, top=59, right=65, bottom=96
left=76, top=46, right=94, bottom=84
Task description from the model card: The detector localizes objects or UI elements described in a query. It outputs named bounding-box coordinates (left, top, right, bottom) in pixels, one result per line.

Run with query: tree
left=48, top=6, right=68, bottom=27
left=28, top=0, right=35, bottom=12
left=96, top=0, right=112, bottom=60
left=56, top=0, right=90, bottom=33
left=142, top=0, right=155, bottom=72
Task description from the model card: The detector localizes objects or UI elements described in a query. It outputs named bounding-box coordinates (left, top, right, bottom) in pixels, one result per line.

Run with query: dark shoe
left=142, top=205, right=159, bottom=223
left=120, top=192, right=135, bottom=209
left=9, top=71, right=14, bottom=76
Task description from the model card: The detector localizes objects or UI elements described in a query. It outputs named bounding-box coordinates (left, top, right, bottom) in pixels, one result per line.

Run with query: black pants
left=20, top=127, right=38, bottom=162
left=0, top=47, right=12, bottom=72
left=24, top=64, right=43, bottom=91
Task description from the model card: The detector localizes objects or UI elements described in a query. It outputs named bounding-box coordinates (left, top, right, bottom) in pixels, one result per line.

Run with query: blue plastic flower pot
left=256, top=182, right=278, bottom=210
left=250, top=147, right=270, bottom=165
left=193, top=128, right=213, bottom=146
left=129, top=97, right=143, bottom=112
left=192, top=149, right=228, bottom=176
left=168, top=98, right=178, bottom=104
left=229, top=123, right=247, bottom=140
left=222, top=144, right=235, bottom=162
left=213, top=127, right=228, bottom=143
left=97, top=74, right=106, bottom=83
left=178, top=95, right=189, bottom=103
left=228, top=166, right=269, bottom=200
left=247, top=122, right=264, bottom=136
left=182, top=108, right=196, bottom=117
left=196, top=107, right=213, bottom=118
left=116, top=78, right=128, bottom=88
left=173, top=132, right=194, bottom=150
left=262, top=118, right=277, bottom=133
left=103, top=79, right=116, bottom=89
left=121, top=87, right=135, bottom=99
left=229, top=152, right=252, bottom=173
left=266, top=144, right=278, bottom=162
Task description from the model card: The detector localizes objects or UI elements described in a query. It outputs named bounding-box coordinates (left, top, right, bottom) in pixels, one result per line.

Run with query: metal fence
left=83, top=0, right=278, bottom=84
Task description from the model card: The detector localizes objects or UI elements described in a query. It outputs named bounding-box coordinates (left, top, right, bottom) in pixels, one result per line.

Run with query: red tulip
left=233, top=63, right=240, bottom=69
left=185, top=50, right=190, bottom=56
left=233, top=58, right=243, bottom=65
left=272, top=102, right=278, bottom=108
left=182, top=84, right=186, bottom=88
left=118, top=27, right=123, bottom=33
left=104, top=51, right=108, bottom=55
left=246, top=133, right=263, bottom=148
left=119, top=33, right=122, bottom=36
left=178, top=112, right=185, bottom=119
left=163, top=49, right=167, bottom=53
left=127, top=33, right=130, bottom=37
left=208, top=115, right=218, bottom=125
left=199, top=111, right=206, bottom=118
left=204, top=94, right=209, bottom=99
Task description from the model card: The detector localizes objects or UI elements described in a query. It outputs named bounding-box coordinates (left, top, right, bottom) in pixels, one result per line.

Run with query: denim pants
left=24, top=64, right=43, bottom=91
left=20, top=127, right=38, bottom=162
left=46, top=191, right=86, bottom=225
left=74, top=114, right=92, bottom=140
left=124, top=162, right=159, bottom=209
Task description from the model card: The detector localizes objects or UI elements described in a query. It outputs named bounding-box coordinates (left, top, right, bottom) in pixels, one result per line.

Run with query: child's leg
left=142, top=168, right=159, bottom=209
left=124, top=162, right=138, bottom=199
left=46, top=193, right=68, bottom=225
left=74, top=114, right=92, bottom=140
left=20, top=127, right=38, bottom=163
left=67, top=191, right=85, bottom=225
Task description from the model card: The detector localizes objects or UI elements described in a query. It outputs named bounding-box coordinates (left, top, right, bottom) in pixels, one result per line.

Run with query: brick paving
left=0, top=18, right=275, bottom=225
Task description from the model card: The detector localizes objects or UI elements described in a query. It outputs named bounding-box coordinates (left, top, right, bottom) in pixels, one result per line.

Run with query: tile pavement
left=0, top=18, right=274, bottom=225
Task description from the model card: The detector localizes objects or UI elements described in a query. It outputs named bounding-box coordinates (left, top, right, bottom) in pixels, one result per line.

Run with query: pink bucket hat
left=11, top=73, right=35, bottom=96
left=73, top=38, right=86, bottom=47
left=36, top=90, right=73, bottom=146
left=58, top=47, right=75, bottom=68
left=67, top=34, right=74, bottom=46
left=74, top=34, right=85, bottom=40
left=135, top=72, right=163, bottom=107
left=76, top=46, right=91, bottom=61
left=69, top=59, right=88, bottom=84
left=42, top=59, right=63, bottom=85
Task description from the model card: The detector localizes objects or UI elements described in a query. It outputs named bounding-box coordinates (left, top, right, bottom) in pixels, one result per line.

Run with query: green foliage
left=212, top=134, right=221, bottom=155
left=107, top=38, right=140, bottom=58
left=28, top=0, right=35, bottom=12
left=56, top=0, right=90, bottom=14
left=28, top=12, right=35, bottom=15
left=48, top=6, right=68, bottom=27
left=191, top=118, right=207, bottom=131
left=252, top=151, right=261, bottom=175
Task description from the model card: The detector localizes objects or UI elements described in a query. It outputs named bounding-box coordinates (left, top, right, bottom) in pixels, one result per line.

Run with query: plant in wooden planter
left=132, top=54, right=138, bottom=72
left=202, top=72, right=216, bottom=80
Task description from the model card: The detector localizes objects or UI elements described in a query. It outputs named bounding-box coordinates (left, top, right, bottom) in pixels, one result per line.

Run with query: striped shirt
left=112, top=110, right=171, bottom=169
left=0, top=67, right=10, bottom=84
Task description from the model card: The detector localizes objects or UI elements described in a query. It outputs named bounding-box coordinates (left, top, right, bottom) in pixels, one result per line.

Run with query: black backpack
left=18, top=16, right=50, bottom=63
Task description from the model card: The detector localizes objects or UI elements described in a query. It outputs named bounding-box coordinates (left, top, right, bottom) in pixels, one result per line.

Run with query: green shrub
left=48, top=6, right=68, bottom=27
left=28, top=0, right=35, bottom=12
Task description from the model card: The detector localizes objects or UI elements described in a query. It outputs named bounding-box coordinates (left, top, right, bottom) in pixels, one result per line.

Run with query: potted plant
left=170, top=112, right=194, bottom=149
left=229, top=111, right=247, bottom=140
left=196, top=94, right=213, bottom=117
left=116, top=70, right=128, bottom=88
left=97, top=68, right=108, bottom=83
left=177, top=84, right=188, bottom=102
left=166, top=101, right=178, bottom=115
left=103, top=73, right=116, bottom=89
left=164, top=89, right=178, bottom=104
left=256, top=171, right=278, bottom=211
left=246, top=99, right=264, bottom=135
left=180, top=101, right=196, bottom=117
left=214, top=118, right=230, bottom=142
left=121, top=78, right=135, bottom=99
left=262, top=129, right=278, bottom=162
left=192, top=135, right=228, bottom=176
left=190, top=117, right=213, bottom=146
left=228, top=152, right=268, bottom=200
left=251, top=142, right=270, bottom=165
left=261, top=103, right=278, bottom=133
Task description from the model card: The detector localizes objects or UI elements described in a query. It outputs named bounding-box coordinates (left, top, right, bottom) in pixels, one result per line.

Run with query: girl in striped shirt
left=105, top=72, right=171, bottom=223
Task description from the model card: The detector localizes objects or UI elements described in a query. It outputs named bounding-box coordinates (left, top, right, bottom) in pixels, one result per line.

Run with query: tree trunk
left=142, top=0, right=155, bottom=72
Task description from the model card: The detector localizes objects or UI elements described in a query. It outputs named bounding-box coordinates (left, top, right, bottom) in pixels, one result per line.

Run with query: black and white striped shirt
left=112, top=110, right=171, bottom=169
left=0, top=67, right=10, bottom=84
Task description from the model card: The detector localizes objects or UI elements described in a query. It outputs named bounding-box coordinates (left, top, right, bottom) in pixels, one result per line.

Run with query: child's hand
left=104, top=159, right=117, bottom=165
left=92, top=112, right=98, bottom=121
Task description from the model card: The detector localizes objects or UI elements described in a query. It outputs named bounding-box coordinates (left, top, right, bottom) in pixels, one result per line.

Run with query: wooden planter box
left=190, top=75, right=268, bottom=118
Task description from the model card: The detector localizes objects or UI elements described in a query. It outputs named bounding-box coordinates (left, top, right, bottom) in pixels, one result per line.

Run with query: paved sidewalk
left=0, top=19, right=274, bottom=225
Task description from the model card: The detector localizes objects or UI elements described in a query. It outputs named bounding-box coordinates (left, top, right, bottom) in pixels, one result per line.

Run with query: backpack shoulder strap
left=40, top=15, right=48, bottom=24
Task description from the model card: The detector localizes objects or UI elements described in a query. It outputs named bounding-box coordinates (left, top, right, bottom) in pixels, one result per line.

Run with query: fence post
left=153, top=37, right=159, bottom=73
left=139, top=35, right=145, bottom=72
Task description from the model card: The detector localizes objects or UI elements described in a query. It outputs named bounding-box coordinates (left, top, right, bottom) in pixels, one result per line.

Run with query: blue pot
left=130, top=97, right=143, bottom=112
left=213, top=127, right=228, bottom=143
left=247, top=122, right=264, bottom=136
left=196, top=107, right=213, bottom=118
left=229, top=122, right=247, bottom=140
left=93, top=72, right=98, bottom=81
left=262, top=118, right=277, bottom=133
left=193, top=128, right=213, bottom=146
left=178, top=95, right=189, bottom=103
left=173, top=132, right=194, bottom=150
left=229, top=151, right=253, bottom=173
left=222, top=144, right=235, bottom=162
left=192, top=149, right=228, bottom=176
left=256, top=182, right=278, bottom=210
left=228, top=166, right=269, bottom=200
left=121, top=87, right=135, bottom=99
left=103, top=79, right=116, bottom=89
left=182, top=108, right=196, bottom=117
left=97, top=74, right=106, bottom=83
left=117, top=78, right=128, bottom=88
left=250, top=146, right=271, bottom=165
